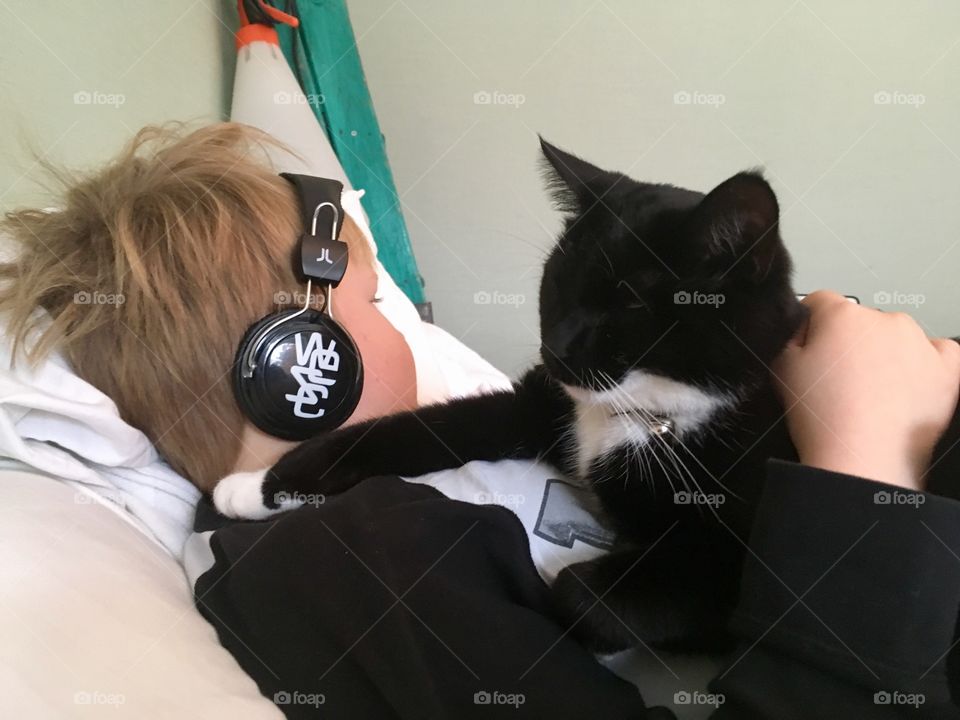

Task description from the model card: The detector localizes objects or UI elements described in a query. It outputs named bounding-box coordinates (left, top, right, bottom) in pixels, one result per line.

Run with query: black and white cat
left=215, top=139, right=960, bottom=654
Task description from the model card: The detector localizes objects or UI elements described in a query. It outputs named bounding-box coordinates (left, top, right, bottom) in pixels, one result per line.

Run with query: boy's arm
left=707, top=460, right=960, bottom=718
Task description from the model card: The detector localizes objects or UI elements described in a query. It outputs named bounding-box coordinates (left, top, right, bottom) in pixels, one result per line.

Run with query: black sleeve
left=192, top=476, right=656, bottom=720
left=709, top=460, right=960, bottom=719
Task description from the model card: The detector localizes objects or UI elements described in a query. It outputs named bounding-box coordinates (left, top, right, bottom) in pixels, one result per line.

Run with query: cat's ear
left=685, top=171, right=781, bottom=279
left=539, top=137, right=620, bottom=213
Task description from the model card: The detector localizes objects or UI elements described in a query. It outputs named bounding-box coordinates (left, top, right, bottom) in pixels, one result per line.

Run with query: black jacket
left=191, top=460, right=960, bottom=719
left=710, top=460, right=960, bottom=719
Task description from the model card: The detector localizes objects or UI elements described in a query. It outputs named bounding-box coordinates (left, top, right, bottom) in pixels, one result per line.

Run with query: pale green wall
left=0, top=0, right=236, bottom=208
left=3, top=2, right=958, bottom=378
left=349, top=0, right=960, bottom=376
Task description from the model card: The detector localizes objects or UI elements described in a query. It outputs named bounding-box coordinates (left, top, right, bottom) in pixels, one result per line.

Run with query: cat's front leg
left=215, top=371, right=569, bottom=519
left=550, top=529, right=742, bottom=654
left=213, top=418, right=399, bottom=519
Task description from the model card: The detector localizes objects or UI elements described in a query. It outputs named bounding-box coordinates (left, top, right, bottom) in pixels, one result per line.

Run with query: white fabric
left=0, top=318, right=200, bottom=559
left=0, top=235, right=511, bottom=568
left=0, top=469, right=281, bottom=720
left=338, top=189, right=510, bottom=404
left=232, top=40, right=352, bottom=191
left=416, top=322, right=515, bottom=400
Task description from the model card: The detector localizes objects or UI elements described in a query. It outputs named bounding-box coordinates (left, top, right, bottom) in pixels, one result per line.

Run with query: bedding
left=0, top=469, right=281, bottom=719
left=0, top=311, right=201, bottom=559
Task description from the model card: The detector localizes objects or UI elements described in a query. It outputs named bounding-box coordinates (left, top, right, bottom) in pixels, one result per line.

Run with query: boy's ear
left=539, top=137, right=622, bottom=213
left=683, top=171, right=781, bottom=279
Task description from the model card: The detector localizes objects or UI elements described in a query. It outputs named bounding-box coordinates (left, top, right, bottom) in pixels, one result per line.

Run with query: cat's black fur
left=247, top=139, right=960, bottom=654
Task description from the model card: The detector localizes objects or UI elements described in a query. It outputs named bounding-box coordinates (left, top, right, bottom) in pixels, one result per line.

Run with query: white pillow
left=339, top=190, right=512, bottom=404
left=0, top=469, right=281, bottom=719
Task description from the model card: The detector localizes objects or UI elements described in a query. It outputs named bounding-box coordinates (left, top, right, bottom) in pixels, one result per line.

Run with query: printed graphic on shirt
left=534, top=478, right=615, bottom=550
left=402, top=459, right=613, bottom=583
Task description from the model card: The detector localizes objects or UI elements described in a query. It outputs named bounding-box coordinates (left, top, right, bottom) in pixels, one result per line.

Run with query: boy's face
left=233, top=248, right=418, bottom=474
left=335, top=252, right=418, bottom=424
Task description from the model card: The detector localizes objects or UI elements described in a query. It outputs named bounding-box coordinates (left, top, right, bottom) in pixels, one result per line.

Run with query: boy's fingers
left=800, top=290, right=849, bottom=314
left=787, top=290, right=845, bottom=349
left=932, top=338, right=960, bottom=374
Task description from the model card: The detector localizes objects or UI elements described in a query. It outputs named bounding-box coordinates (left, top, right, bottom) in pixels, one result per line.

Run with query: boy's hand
left=772, top=291, right=960, bottom=490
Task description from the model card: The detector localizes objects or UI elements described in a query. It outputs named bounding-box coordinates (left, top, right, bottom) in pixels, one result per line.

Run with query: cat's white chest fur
left=564, top=371, right=731, bottom=480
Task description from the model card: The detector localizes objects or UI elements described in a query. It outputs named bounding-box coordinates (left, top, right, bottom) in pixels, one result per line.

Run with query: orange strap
left=235, top=0, right=298, bottom=49
left=237, top=0, right=299, bottom=27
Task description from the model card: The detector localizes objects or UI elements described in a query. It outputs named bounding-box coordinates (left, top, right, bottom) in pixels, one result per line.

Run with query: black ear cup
left=232, top=308, right=363, bottom=441
left=233, top=172, right=361, bottom=440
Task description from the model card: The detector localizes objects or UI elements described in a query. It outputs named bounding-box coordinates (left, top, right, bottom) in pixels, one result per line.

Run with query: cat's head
left=537, top=139, right=806, bottom=402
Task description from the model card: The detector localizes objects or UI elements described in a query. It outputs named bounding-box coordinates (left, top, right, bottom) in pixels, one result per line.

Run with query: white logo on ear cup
left=285, top=332, right=341, bottom=419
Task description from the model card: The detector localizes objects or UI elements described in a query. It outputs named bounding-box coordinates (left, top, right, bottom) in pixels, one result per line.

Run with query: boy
left=0, top=122, right=418, bottom=492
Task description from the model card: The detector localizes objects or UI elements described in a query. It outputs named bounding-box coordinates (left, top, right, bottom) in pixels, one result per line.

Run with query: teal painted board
left=277, top=0, right=425, bottom=305
left=276, top=18, right=296, bottom=70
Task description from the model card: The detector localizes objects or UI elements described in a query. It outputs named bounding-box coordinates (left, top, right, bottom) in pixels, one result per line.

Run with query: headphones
left=232, top=172, right=364, bottom=441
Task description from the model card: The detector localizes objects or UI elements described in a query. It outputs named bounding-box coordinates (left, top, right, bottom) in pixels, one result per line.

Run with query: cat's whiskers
left=663, top=425, right=746, bottom=504
left=555, top=414, right=581, bottom=480
left=631, top=404, right=691, bottom=483
left=630, top=413, right=694, bottom=511
left=599, top=371, right=680, bottom=502
left=642, top=414, right=742, bottom=525
left=639, top=409, right=714, bottom=522
left=601, top=371, right=747, bottom=507
left=600, top=372, right=713, bottom=520
left=596, top=244, right=616, bottom=279
left=598, top=372, right=649, bottom=491
left=598, top=374, right=643, bottom=490
left=625, top=398, right=730, bottom=523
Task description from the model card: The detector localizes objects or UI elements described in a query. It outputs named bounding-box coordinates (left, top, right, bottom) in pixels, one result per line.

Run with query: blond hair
left=0, top=122, right=372, bottom=491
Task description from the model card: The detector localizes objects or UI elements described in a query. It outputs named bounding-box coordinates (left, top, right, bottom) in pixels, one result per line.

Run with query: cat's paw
left=552, top=551, right=737, bottom=654
left=213, top=469, right=302, bottom=520
left=551, top=564, right=639, bottom=654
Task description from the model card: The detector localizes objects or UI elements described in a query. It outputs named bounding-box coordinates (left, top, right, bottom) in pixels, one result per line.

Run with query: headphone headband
left=279, top=172, right=349, bottom=287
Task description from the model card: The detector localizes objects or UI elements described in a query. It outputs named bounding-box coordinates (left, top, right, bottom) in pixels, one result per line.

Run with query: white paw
left=213, top=469, right=302, bottom=520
